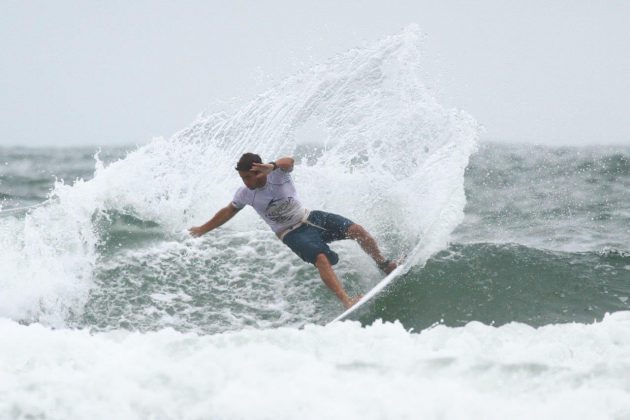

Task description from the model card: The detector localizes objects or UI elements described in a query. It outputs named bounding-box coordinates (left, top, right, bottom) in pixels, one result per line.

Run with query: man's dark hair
left=235, top=153, right=262, bottom=171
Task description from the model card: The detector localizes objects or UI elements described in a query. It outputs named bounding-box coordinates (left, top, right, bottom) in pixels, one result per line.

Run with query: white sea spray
left=0, top=25, right=477, bottom=326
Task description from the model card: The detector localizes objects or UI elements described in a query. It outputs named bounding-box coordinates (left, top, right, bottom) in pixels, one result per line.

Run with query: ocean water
left=2, top=26, right=630, bottom=419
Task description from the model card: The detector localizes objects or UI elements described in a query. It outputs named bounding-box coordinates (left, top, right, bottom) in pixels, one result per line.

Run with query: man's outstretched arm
left=188, top=203, right=241, bottom=237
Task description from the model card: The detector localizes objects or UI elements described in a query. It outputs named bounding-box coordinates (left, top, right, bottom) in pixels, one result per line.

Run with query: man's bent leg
left=314, top=253, right=360, bottom=309
left=346, top=224, right=397, bottom=274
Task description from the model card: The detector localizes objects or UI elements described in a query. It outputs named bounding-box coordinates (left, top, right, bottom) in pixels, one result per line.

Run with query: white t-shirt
left=231, top=169, right=307, bottom=233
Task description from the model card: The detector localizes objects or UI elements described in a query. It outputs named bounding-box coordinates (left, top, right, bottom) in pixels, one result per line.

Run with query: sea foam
left=1, top=312, right=629, bottom=419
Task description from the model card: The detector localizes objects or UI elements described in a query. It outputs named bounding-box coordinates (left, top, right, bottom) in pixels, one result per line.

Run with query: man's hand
left=187, top=204, right=240, bottom=238
left=251, top=162, right=274, bottom=174
left=188, top=226, right=206, bottom=237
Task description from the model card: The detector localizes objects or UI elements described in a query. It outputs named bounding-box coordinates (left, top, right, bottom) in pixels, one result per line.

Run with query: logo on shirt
left=265, top=197, right=300, bottom=224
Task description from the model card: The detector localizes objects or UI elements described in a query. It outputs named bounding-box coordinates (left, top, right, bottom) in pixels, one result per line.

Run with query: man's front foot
left=344, top=295, right=363, bottom=309
left=377, top=259, right=398, bottom=275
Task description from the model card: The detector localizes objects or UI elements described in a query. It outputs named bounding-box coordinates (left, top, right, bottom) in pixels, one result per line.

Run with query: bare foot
left=382, top=260, right=398, bottom=275
left=344, top=295, right=363, bottom=309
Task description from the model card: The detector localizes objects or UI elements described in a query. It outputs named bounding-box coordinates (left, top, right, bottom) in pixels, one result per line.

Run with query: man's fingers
left=251, top=163, right=267, bottom=172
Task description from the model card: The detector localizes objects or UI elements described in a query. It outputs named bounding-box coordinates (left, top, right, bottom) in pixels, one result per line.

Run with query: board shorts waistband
left=277, top=209, right=311, bottom=240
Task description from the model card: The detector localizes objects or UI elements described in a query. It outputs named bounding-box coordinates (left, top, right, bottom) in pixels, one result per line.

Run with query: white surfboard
left=328, top=261, right=409, bottom=324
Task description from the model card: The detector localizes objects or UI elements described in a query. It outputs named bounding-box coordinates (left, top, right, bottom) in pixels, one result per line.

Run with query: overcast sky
left=1, top=0, right=629, bottom=147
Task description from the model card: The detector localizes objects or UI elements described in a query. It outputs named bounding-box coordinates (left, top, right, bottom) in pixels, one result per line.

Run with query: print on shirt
left=265, top=197, right=301, bottom=224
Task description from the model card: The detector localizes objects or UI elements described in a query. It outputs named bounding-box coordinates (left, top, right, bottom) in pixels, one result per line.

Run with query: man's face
left=238, top=170, right=267, bottom=190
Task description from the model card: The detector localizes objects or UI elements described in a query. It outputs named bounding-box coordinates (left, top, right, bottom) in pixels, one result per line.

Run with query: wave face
left=351, top=242, right=630, bottom=329
left=0, top=25, right=477, bottom=330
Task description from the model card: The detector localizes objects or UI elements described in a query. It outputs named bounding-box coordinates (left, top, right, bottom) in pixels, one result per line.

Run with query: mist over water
left=1, top=26, right=630, bottom=419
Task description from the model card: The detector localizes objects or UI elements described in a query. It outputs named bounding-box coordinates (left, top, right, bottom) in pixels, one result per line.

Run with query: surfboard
left=328, top=261, right=408, bottom=324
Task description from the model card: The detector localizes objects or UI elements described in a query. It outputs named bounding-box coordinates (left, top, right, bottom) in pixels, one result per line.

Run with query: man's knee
left=346, top=223, right=367, bottom=239
left=315, top=252, right=339, bottom=266
left=315, top=253, right=331, bottom=267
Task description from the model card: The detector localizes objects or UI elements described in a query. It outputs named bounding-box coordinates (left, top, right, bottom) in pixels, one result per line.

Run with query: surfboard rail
left=327, top=263, right=408, bottom=324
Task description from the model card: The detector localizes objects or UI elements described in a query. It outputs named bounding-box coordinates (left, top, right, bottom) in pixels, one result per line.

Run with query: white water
left=2, top=313, right=630, bottom=419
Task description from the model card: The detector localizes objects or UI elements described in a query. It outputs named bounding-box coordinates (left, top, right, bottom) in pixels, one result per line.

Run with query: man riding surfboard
left=189, top=153, right=397, bottom=309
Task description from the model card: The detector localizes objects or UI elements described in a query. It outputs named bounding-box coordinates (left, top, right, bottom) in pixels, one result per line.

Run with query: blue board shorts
left=282, top=210, right=355, bottom=266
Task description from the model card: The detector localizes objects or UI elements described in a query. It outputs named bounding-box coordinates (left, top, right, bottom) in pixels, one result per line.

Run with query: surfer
left=189, top=153, right=397, bottom=309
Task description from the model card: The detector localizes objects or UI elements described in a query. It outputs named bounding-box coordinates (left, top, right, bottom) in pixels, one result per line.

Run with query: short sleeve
left=269, top=168, right=292, bottom=184
left=231, top=187, right=248, bottom=209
